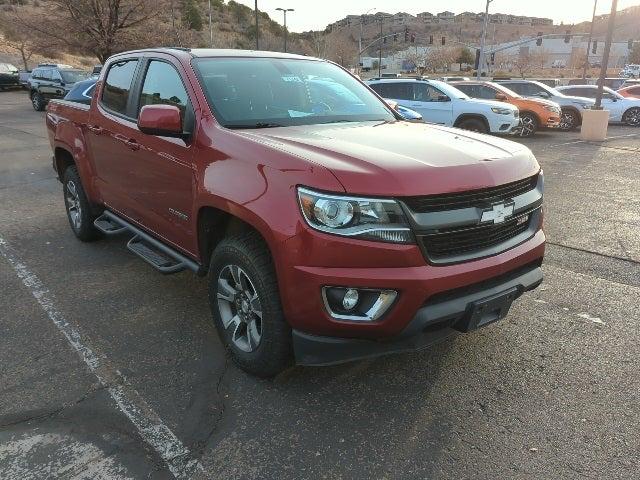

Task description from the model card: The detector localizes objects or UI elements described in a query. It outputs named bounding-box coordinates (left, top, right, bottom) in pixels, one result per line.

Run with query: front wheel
left=31, top=92, right=45, bottom=111
left=517, top=113, right=538, bottom=137
left=559, top=109, right=578, bottom=131
left=208, top=231, right=292, bottom=377
left=622, top=107, right=640, bottom=127
left=457, top=118, right=488, bottom=134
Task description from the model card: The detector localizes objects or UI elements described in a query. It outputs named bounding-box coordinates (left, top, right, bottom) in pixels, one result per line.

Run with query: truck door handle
left=87, top=125, right=103, bottom=135
left=124, top=138, right=140, bottom=151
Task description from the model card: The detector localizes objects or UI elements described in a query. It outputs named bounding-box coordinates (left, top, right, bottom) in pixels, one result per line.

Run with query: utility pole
left=595, top=0, right=618, bottom=109
left=276, top=7, right=294, bottom=52
left=254, top=0, right=259, bottom=50
left=477, top=0, right=493, bottom=78
left=582, top=0, right=598, bottom=79
left=378, top=17, right=383, bottom=77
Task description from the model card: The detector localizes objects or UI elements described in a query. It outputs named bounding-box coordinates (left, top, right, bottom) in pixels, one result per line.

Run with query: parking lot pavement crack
left=546, top=241, right=640, bottom=266
left=0, top=383, right=110, bottom=429
left=0, top=124, right=48, bottom=139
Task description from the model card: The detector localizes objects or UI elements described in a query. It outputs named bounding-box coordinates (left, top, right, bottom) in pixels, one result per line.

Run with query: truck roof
left=110, top=47, right=314, bottom=62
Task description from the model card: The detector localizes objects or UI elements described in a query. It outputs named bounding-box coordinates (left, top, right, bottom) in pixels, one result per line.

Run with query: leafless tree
left=9, top=0, right=161, bottom=63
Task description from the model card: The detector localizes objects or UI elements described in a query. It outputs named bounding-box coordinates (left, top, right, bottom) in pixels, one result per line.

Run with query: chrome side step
left=94, top=211, right=202, bottom=275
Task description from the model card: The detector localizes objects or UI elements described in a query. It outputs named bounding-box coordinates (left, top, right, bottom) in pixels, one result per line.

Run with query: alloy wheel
left=517, top=115, right=536, bottom=137
left=559, top=111, right=576, bottom=130
left=623, top=108, right=640, bottom=126
left=216, top=264, right=263, bottom=353
left=65, top=180, right=82, bottom=230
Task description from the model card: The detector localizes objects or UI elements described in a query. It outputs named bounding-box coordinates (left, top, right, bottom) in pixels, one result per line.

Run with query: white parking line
left=550, top=132, right=640, bottom=147
left=0, top=236, right=208, bottom=480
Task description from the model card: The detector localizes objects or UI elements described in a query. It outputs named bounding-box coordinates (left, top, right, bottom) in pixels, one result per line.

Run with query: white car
left=621, top=64, right=640, bottom=78
left=556, top=85, right=640, bottom=126
left=366, top=78, right=520, bottom=134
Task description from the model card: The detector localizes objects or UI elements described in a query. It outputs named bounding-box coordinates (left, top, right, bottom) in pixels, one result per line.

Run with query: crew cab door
left=124, top=57, right=198, bottom=252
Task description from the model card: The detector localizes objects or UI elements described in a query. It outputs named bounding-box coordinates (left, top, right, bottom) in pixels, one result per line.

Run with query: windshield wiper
left=227, top=122, right=285, bottom=129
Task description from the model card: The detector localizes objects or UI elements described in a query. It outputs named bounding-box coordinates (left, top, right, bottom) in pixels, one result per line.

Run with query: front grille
left=403, top=174, right=538, bottom=213
left=418, top=208, right=537, bottom=261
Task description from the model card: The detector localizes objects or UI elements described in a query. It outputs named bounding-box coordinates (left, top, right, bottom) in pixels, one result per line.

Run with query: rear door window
left=379, top=82, right=413, bottom=100
left=413, top=83, right=446, bottom=102
left=101, top=59, right=139, bottom=116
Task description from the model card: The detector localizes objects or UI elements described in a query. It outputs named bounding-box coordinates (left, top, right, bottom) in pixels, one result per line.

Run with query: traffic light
left=429, top=35, right=433, bottom=45
left=629, top=39, right=634, bottom=49
left=411, top=33, right=415, bottom=43
left=536, top=32, right=543, bottom=46
left=490, top=52, right=495, bottom=64
left=441, top=36, right=446, bottom=45
left=474, top=49, right=480, bottom=69
left=404, top=27, right=409, bottom=42
left=383, top=36, right=387, bottom=44
left=393, top=33, right=398, bottom=42
left=564, top=30, right=570, bottom=43
left=592, top=40, right=597, bottom=54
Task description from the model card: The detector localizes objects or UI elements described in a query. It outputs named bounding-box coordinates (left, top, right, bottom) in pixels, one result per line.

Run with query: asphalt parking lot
left=1, top=89, right=639, bottom=479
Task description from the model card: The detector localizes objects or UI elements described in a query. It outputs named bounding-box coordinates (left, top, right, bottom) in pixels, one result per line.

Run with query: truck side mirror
left=138, top=104, right=186, bottom=138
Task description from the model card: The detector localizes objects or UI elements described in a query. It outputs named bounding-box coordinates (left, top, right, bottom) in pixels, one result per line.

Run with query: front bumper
left=488, top=115, right=520, bottom=133
left=293, top=262, right=543, bottom=366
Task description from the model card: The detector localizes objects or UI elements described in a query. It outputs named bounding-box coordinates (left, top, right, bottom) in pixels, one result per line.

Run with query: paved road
left=1, top=90, right=639, bottom=479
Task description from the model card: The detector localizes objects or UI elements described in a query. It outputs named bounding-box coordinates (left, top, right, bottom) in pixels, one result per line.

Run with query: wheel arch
left=453, top=113, right=490, bottom=132
left=54, top=146, right=76, bottom=181
left=520, top=110, right=541, bottom=124
left=561, top=106, right=582, bottom=125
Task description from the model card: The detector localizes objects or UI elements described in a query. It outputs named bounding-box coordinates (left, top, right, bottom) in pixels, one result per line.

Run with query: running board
left=95, top=210, right=202, bottom=275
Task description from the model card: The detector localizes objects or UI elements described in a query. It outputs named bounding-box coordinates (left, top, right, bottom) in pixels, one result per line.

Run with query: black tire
left=622, top=107, right=640, bottom=127
left=559, top=109, right=578, bottom=131
left=62, top=165, right=102, bottom=242
left=457, top=118, right=488, bottom=134
left=31, top=91, right=45, bottom=111
left=208, top=231, right=292, bottom=377
left=517, top=112, right=538, bottom=137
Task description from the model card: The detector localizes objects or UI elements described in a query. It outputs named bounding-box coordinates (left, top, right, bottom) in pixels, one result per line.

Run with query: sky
left=234, top=0, right=640, bottom=32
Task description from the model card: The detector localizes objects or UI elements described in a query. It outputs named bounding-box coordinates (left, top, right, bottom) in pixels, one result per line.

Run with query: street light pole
left=582, top=0, right=598, bottom=80
left=254, top=0, right=259, bottom=50
left=477, top=0, right=493, bottom=78
left=595, top=0, right=618, bottom=109
left=359, top=8, right=375, bottom=75
left=208, top=0, right=213, bottom=47
left=276, top=8, right=294, bottom=52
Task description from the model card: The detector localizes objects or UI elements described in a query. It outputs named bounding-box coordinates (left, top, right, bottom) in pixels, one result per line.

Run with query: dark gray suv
left=28, top=64, right=89, bottom=111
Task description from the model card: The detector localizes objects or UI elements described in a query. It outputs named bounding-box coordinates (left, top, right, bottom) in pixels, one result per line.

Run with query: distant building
left=437, top=11, right=455, bottom=23
left=417, top=12, right=438, bottom=24
left=393, top=12, right=415, bottom=25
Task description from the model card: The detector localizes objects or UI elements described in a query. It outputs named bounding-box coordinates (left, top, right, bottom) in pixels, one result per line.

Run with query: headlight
left=297, top=187, right=414, bottom=244
left=491, top=107, right=513, bottom=115
left=544, top=105, right=560, bottom=113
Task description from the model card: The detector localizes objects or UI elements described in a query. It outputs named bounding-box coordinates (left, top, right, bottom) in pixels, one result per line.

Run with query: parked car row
left=365, top=76, right=640, bottom=136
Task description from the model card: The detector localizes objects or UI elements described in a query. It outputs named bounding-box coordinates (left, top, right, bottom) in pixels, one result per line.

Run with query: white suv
left=621, top=64, right=640, bottom=78
left=366, top=78, right=520, bottom=134
left=556, top=85, right=640, bottom=126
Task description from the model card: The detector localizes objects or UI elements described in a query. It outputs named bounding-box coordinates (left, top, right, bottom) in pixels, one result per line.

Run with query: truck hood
left=237, top=121, right=539, bottom=197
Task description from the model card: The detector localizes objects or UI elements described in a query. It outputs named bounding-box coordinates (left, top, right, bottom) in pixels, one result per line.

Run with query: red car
left=618, top=85, right=640, bottom=98
left=46, top=48, right=545, bottom=376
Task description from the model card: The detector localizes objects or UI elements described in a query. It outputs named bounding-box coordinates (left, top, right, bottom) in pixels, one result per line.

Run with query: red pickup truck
left=46, top=48, right=545, bottom=376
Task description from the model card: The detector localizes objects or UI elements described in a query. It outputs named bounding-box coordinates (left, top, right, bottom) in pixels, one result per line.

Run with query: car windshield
left=0, top=63, right=18, bottom=73
left=193, top=57, right=395, bottom=128
left=60, top=69, right=90, bottom=83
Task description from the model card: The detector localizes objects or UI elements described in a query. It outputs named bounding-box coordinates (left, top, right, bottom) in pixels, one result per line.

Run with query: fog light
left=342, top=289, right=359, bottom=310
left=322, top=287, right=397, bottom=322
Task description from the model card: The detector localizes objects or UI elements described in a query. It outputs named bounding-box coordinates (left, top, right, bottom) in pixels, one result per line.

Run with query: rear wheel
left=622, top=107, right=640, bottom=126
left=517, top=112, right=538, bottom=137
left=457, top=118, right=488, bottom=134
left=208, top=231, right=292, bottom=377
left=62, top=166, right=102, bottom=241
left=559, top=109, right=578, bottom=131
left=31, top=92, right=45, bottom=111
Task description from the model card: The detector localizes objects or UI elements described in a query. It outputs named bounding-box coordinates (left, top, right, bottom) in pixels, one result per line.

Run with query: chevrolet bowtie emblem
left=481, top=202, right=514, bottom=224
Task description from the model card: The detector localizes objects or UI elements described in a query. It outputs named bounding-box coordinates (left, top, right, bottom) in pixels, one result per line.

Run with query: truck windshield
left=193, top=57, right=395, bottom=128
left=60, top=70, right=90, bottom=83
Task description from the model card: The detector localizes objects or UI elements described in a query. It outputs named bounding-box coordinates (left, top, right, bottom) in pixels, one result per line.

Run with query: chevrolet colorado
left=46, top=48, right=545, bottom=377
